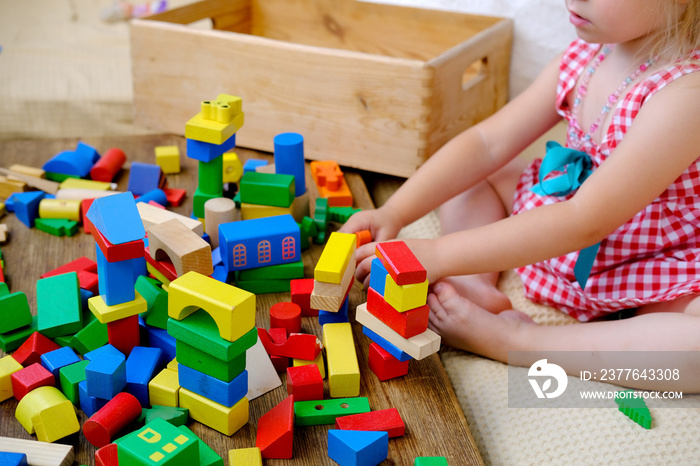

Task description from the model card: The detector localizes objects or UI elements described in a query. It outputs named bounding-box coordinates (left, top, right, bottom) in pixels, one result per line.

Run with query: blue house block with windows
left=219, top=214, right=300, bottom=272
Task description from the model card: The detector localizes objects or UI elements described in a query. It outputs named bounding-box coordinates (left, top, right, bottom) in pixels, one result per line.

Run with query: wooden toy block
left=107, top=315, right=141, bottom=356
left=35, top=218, right=79, bottom=237
left=0, top=355, right=23, bottom=402
left=163, top=187, right=186, bottom=207
left=0, top=175, right=25, bottom=199
left=41, top=256, right=97, bottom=278
left=219, top=214, right=300, bottom=271
left=127, top=162, right=164, bottom=197
left=40, top=346, right=80, bottom=380
left=328, top=206, right=362, bottom=224
left=143, top=405, right=189, bottom=427
left=266, top=328, right=290, bottom=372
left=0, top=452, right=27, bottom=466
left=270, top=302, right=302, bottom=335
left=79, top=379, right=108, bottom=417
left=415, top=457, right=449, bottom=465
left=12, top=331, right=62, bottom=366
left=291, top=278, right=318, bottom=317
left=310, top=160, right=353, bottom=207
left=144, top=324, right=176, bottom=362
left=255, top=395, right=294, bottom=459
left=356, top=303, right=440, bottom=360
left=187, top=132, right=237, bottom=164
left=84, top=392, right=143, bottom=448
left=204, top=197, right=235, bottom=249
left=145, top=248, right=177, bottom=284
left=335, top=407, right=405, bottom=438
left=178, top=364, right=248, bottom=408
left=376, top=241, right=427, bottom=286
left=383, top=276, right=429, bottom=312
left=147, top=219, right=213, bottom=277
left=243, top=159, right=268, bottom=173
left=179, top=387, right=249, bottom=436
left=175, top=340, right=245, bottom=383
left=311, top=257, right=355, bottom=312
left=222, top=151, right=243, bottom=184
left=90, top=222, right=145, bottom=264
left=245, top=337, right=283, bottom=400
left=87, top=192, right=146, bottom=245
left=615, top=390, right=652, bottom=429
left=238, top=259, right=304, bottom=282
left=155, top=145, right=181, bottom=174
left=136, top=188, right=168, bottom=206
left=274, top=132, right=306, bottom=196
left=7, top=163, right=45, bottom=178
left=168, top=271, right=255, bottom=342
left=90, top=147, right=126, bottom=181
left=82, top=198, right=95, bottom=233
left=327, top=429, right=389, bottom=466
left=356, top=229, right=372, bottom=247
left=322, top=322, right=360, bottom=398
left=186, top=95, right=245, bottom=145
left=294, top=397, right=370, bottom=426
left=0, top=316, right=37, bottom=354
left=89, top=292, right=147, bottom=324
left=85, top=344, right=127, bottom=400
left=177, top=425, right=225, bottom=466
left=293, top=350, right=326, bottom=379
left=38, top=198, right=82, bottom=221
left=258, top=329, right=323, bottom=360
left=95, top=443, right=119, bottom=466
left=229, top=447, right=262, bottom=466
left=43, top=141, right=99, bottom=178
left=135, top=275, right=169, bottom=330
left=36, top=272, right=83, bottom=338
left=1, top=167, right=56, bottom=195
left=368, top=342, right=410, bottom=381
left=137, top=201, right=204, bottom=236
left=240, top=171, right=295, bottom=207
left=286, top=364, right=323, bottom=401
left=15, top=385, right=80, bottom=442
left=125, top=346, right=164, bottom=407
left=240, top=201, right=294, bottom=220
left=369, top=257, right=389, bottom=296
left=318, top=296, right=350, bottom=325
left=13, top=190, right=45, bottom=228
left=0, top=291, right=32, bottom=334
left=59, top=178, right=115, bottom=191
left=198, top=156, right=224, bottom=196
left=298, top=215, right=318, bottom=250
left=367, top=287, right=429, bottom=339
left=54, top=188, right=122, bottom=200
left=314, top=231, right=356, bottom=284
left=0, top=437, right=73, bottom=466
left=0, top=223, right=7, bottom=244
left=117, top=417, right=199, bottom=465
left=149, top=368, right=180, bottom=408
left=71, top=318, right=109, bottom=355
left=58, top=359, right=90, bottom=405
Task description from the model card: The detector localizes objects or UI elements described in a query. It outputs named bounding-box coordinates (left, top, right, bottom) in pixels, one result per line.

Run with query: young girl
left=341, top=0, right=700, bottom=389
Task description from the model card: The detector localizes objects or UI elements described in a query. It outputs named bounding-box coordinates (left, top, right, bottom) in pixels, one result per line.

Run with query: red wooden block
left=286, top=364, right=323, bottom=402
left=95, top=442, right=120, bottom=466
left=83, top=392, right=142, bottom=448
left=290, top=278, right=317, bottom=317
left=144, top=246, right=178, bottom=282
left=355, top=230, right=372, bottom=248
left=375, top=241, right=427, bottom=286
left=256, top=395, right=294, bottom=459
left=334, top=408, right=405, bottom=438
left=163, top=188, right=186, bottom=207
left=257, top=329, right=322, bottom=360
left=91, top=221, right=144, bottom=263
left=270, top=302, right=302, bottom=335
left=368, top=342, right=409, bottom=382
left=0, top=263, right=4, bottom=283
left=12, top=331, right=61, bottom=367
left=366, top=288, right=429, bottom=339
left=77, top=270, right=100, bottom=294
left=82, top=199, right=96, bottom=234
left=147, top=200, right=166, bottom=209
left=11, top=362, right=55, bottom=401
left=107, top=315, right=140, bottom=356
left=90, top=147, right=126, bottom=182
left=40, top=256, right=97, bottom=279
left=269, top=328, right=289, bottom=372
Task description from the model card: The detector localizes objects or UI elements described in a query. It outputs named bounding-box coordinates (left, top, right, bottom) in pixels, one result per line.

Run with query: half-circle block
left=147, top=219, right=213, bottom=277
left=168, top=272, right=255, bottom=343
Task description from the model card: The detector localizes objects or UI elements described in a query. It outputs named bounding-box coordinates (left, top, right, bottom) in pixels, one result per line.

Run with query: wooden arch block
left=147, top=219, right=213, bottom=277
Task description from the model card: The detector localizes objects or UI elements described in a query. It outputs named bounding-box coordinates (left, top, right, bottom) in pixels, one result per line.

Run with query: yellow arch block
left=16, top=386, right=80, bottom=442
left=168, top=272, right=255, bottom=343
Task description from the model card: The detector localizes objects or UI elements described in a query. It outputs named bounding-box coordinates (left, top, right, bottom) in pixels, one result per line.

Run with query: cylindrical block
left=274, top=133, right=306, bottom=196
left=15, top=386, right=68, bottom=434
left=38, top=198, right=82, bottom=221
left=90, top=148, right=126, bottom=182
left=270, top=302, right=302, bottom=335
left=204, top=197, right=236, bottom=249
left=83, top=392, right=142, bottom=448
left=136, top=188, right=168, bottom=207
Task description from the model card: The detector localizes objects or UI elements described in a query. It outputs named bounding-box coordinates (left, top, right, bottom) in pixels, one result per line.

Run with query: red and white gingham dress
left=513, top=39, right=700, bottom=321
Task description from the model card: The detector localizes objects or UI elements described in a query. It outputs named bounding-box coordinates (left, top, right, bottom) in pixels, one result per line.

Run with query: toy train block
left=177, top=425, right=225, bottom=466
left=270, top=302, right=302, bottom=335
left=245, top=337, right=283, bottom=400
left=94, top=443, right=119, bottom=466
left=126, top=346, right=164, bottom=407
left=318, top=296, right=350, bottom=325
left=335, top=408, right=405, bottom=438
left=116, top=417, right=199, bottom=465
left=42, top=141, right=99, bottom=178
left=137, top=201, right=204, bottom=236
left=88, top=292, right=147, bottom=324
left=286, top=364, right=323, bottom=402
left=40, top=347, right=80, bottom=380
left=0, top=452, right=28, bottom=466
left=240, top=201, right=295, bottom=221
left=240, top=171, right=295, bottom=208
left=0, top=291, right=32, bottom=334
left=0, top=437, right=74, bottom=466
left=291, top=278, right=318, bottom=317
left=85, top=344, right=127, bottom=400
left=127, top=162, right=164, bottom=197
left=178, top=364, right=248, bottom=408
left=83, top=392, right=142, bottom=448
left=168, top=271, right=255, bottom=343
left=256, top=395, right=294, bottom=459
left=367, top=288, right=429, bottom=339
left=147, top=219, right=213, bottom=277
left=368, top=342, right=410, bottom=381
left=71, top=318, right=109, bottom=356
left=154, top=145, right=180, bottom=174
left=384, top=276, right=429, bottom=312
left=143, top=405, right=189, bottom=427
left=148, top=368, right=180, bottom=408
left=415, top=457, right=449, bottom=465
left=258, top=329, right=323, bottom=360
left=176, top=340, right=246, bottom=383
left=38, top=198, right=82, bottom=221
left=187, top=132, right=237, bottom=163
left=15, top=386, right=80, bottom=443
left=327, top=429, right=389, bottom=466
left=356, top=303, right=440, bottom=360
left=266, top=328, right=290, bottom=372
left=135, top=276, right=169, bottom=330
left=0, top=355, right=23, bottom=402
left=186, top=95, right=245, bottom=145
left=12, top=331, right=61, bottom=367
left=322, top=322, right=360, bottom=398
left=274, top=132, right=306, bottom=196
left=375, top=241, right=427, bottom=286
left=13, top=190, right=45, bottom=228
left=90, top=147, right=126, bottom=182
left=204, top=198, right=236, bottom=249
left=179, top=387, right=249, bottom=436
left=314, top=231, right=356, bottom=284
left=294, top=397, right=370, bottom=426
left=36, top=272, right=83, bottom=338
left=311, top=256, right=355, bottom=313
left=229, top=447, right=262, bottom=466
left=87, top=192, right=146, bottom=246
left=223, top=151, right=243, bottom=184
left=58, top=359, right=90, bottom=405
left=310, top=161, right=353, bottom=207
left=355, top=229, right=372, bottom=247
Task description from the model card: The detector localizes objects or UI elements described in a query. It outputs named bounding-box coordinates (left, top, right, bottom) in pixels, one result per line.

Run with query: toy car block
left=179, top=387, right=249, bottom=436
left=12, top=190, right=45, bottom=228
left=258, top=329, right=323, bottom=360
left=58, top=359, right=90, bottom=405
left=40, top=347, right=80, bottom=380
left=177, top=425, right=224, bottom=466
left=90, top=147, right=126, bottom=182
left=327, top=429, right=389, bottom=466
left=84, top=344, right=127, bottom=400
left=15, top=385, right=80, bottom=443
left=0, top=355, right=23, bottom=402
left=42, top=141, right=99, bottom=178
left=367, top=288, right=429, bottom=339
left=87, top=192, right=147, bottom=246
left=135, top=276, right=168, bottom=330
left=229, top=447, right=262, bottom=466
left=222, top=151, right=244, bottom=183
left=319, top=296, right=350, bottom=325
left=334, top=407, right=405, bottom=438
left=94, top=443, right=118, bottom=466
left=383, top=276, right=429, bottom=312
left=36, top=272, right=83, bottom=338
left=294, top=397, right=370, bottom=426
left=71, top=318, right=108, bottom=355
left=291, top=278, right=318, bottom=317
left=375, top=241, right=427, bottom=286
left=185, top=95, right=245, bottom=145
left=137, top=201, right=204, bottom=236
left=266, top=328, right=290, bottom=372
left=168, top=271, right=255, bottom=343
left=163, top=187, right=186, bottom=207
left=240, top=201, right=295, bottom=221
left=245, top=338, right=283, bottom=400
left=356, top=303, right=440, bottom=360
left=314, top=231, right=356, bottom=284
left=154, top=145, right=181, bottom=174
left=116, top=417, right=199, bottom=465
left=0, top=452, right=27, bottom=466
left=286, top=364, right=323, bottom=402
left=88, top=291, right=147, bottom=324
left=178, top=364, right=248, bottom=408
left=273, top=132, right=306, bottom=196
left=83, top=392, right=142, bottom=448
left=204, top=197, right=236, bottom=249
left=125, top=346, right=164, bottom=407
left=12, top=331, right=62, bottom=367
left=355, top=229, right=372, bottom=247
left=311, top=257, right=355, bottom=313
left=175, top=338, right=246, bottom=383
left=255, top=395, right=294, bottom=459
left=35, top=218, right=79, bottom=237
left=219, top=214, right=301, bottom=272
left=368, top=342, right=410, bottom=381
left=270, top=302, right=302, bottom=335
left=615, top=390, right=652, bottom=429
left=148, top=367, right=180, bottom=408
left=0, top=291, right=32, bottom=334
left=240, top=171, right=295, bottom=208
left=322, top=322, right=360, bottom=398
left=187, top=132, right=237, bottom=163
left=147, top=219, right=213, bottom=277
left=127, top=162, right=164, bottom=197
left=0, top=437, right=74, bottom=466
left=142, top=405, right=189, bottom=427
left=38, top=198, right=81, bottom=221
left=310, top=160, right=354, bottom=207
left=415, top=457, right=449, bottom=465
left=136, top=188, right=168, bottom=206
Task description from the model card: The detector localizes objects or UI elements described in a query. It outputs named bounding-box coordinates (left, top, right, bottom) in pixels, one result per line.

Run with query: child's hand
left=338, top=206, right=402, bottom=243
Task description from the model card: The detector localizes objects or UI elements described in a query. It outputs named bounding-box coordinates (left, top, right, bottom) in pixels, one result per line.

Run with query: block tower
left=355, top=241, right=441, bottom=380
left=310, top=231, right=357, bottom=324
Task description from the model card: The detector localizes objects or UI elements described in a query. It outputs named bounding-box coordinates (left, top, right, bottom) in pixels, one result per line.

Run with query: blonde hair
left=651, top=1, right=700, bottom=64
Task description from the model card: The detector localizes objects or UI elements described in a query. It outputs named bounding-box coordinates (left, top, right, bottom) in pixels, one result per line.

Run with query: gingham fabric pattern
left=513, top=39, right=700, bottom=321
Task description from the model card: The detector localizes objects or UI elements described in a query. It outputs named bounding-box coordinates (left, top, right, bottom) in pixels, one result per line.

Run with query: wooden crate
left=131, top=0, right=512, bottom=177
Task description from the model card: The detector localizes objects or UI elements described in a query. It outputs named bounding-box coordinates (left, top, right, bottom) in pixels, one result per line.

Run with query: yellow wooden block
left=59, top=178, right=114, bottom=191
left=149, top=368, right=180, bottom=407
left=9, top=164, right=45, bottom=178
left=147, top=219, right=213, bottom=277
left=147, top=262, right=171, bottom=287
left=16, top=386, right=79, bottom=442
left=229, top=447, right=262, bottom=465
left=38, top=199, right=82, bottom=221
left=314, top=232, right=357, bottom=284
left=223, top=152, right=243, bottom=184
left=311, top=256, right=355, bottom=313
left=240, top=201, right=294, bottom=220
left=167, top=358, right=179, bottom=371
left=179, top=388, right=249, bottom=436
left=322, top=322, right=360, bottom=398
left=88, top=292, right=147, bottom=324
left=0, top=355, right=23, bottom=402
left=168, top=271, right=255, bottom=343
left=155, top=145, right=181, bottom=174
left=185, top=107, right=245, bottom=145
left=0, top=201, right=5, bottom=218
left=384, top=276, right=429, bottom=312
left=293, top=350, right=326, bottom=379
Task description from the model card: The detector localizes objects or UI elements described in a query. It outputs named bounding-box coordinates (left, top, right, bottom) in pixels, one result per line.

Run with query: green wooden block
left=53, top=335, right=74, bottom=348
left=37, top=272, right=83, bottom=338
left=178, top=425, right=224, bottom=466
left=193, top=186, right=222, bottom=219
left=313, top=198, right=329, bottom=244
left=35, top=218, right=79, bottom=237
left=0, top=315, right=38, bottom=352
left=59, top=359, right=90, bottom=405
left=135, top=275, right=169, bottom=330
left=45, top=172, right=79, bottom=182
left=167, top=311, right=258, bottom=361
left=415, top=457, right=449, bottom=465
left=294, top=397, right=370, bottom=426
left=237, top=260, right=304, bottom=281
left=0, top=281, right=9, bottom=297
left=70, top=317, right=108, bottom=355
left=233, top=191, right=241, bottom=209
left=117, top=417, right=199, bottom=465
left=176, top=340, right=246, bottom=382
left=239, top=172, right=295, bottom=208
left=328, top=206, right=362, bottom=223
left=615, top=390, right=652, bottom=429
left=0, top=291, right=32, bottom=333
left=143, top=405, right=189, bottom=427
left=198, top=157, right=224, bottom=195
left=234, top=278, right=291, bottom=294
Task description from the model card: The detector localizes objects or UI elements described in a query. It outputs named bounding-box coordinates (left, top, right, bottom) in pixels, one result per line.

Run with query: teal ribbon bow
left=531, top=141, right=600, bottom=289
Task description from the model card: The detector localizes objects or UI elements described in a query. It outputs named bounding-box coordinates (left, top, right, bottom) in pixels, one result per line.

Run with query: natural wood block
left=0, top=436, right=74, bottom=466
left=147, top=218, right=213, bottom=277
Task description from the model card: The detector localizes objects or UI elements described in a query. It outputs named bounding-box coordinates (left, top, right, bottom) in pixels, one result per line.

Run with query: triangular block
left=256, top=395, right=294, bottom=459
left=327, top=429, right=389, bottom=466
left=86, top=192, right=145, bottom=245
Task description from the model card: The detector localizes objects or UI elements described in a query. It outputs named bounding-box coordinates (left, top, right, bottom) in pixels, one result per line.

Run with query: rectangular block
left=36, top=272, right=82, bottom=338
left=367, top=287, right=429, bottom=339
left=314, top=232, right=356, bottom=284
left=178, top=364, right=248, bottom=408
left=375, top=241, right=427, bottom=285
left=179, top=388, right=249, bottom=436
left=240, top=171, right=295, bottom=207
left=322, top=323, right=360, bottom=398
left=369, top=258, right=389, bottom=296
left=176, top=340, right=246, bottom=382
left=311, top=257, right=355, bottom=312
left=126, top=346, right=164, bottom=407
left=383, top=275, right=429, bottom=312
left=294, top=397, right=370, bottom=426
left=237, top=260, right=304, bottom=281
left=361, top=326, right=413, bottom=363
left=148, top=368, right=180, bottom=407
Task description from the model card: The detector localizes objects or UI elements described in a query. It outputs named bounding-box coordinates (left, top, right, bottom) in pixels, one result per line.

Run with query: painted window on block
left=258, top=240, right=271, bottom=263
left=233, top=244, right=246, bottom=267
left=282, top=236, right=295, bottom=260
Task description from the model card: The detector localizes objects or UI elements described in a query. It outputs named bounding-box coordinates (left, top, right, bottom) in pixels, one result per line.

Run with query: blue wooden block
left=243, top=159, right=268, bottom=173
left=219, top=214, right=300, bottom=272
left=84, top=344, right=126, bottom=400
left=40, top=346, right=81, bottom=380
left=178, top=364, right=248, bottom=408
left=126, top=346, right=164, bottom=407
left=319, top=297, right=349, bottom=325
left=361, top=326, right=413, bottom=362
left=132, top=255, right=148, bottom=279
left=327, top=429, right=389, bottom=466
left=274, top=132, right=306, bottom=196
left=80, top=288, right=94, bottom=310
left=211, top=247, right=223, bottom=267
left=86, top=192, right=146, bottom=245
left=127, top=162, right=163, bottom=196
left=0, top=452, right=28, bottom=466
left=186, top=133, right=236, bottom=162
left=144, top=324, right=177, bottom=362
left=96, top=245, right=136, bottom=306
left=211, top=264, right=233, bottom=283
left=79, top=379, right=108, bottom=417
left=12, top=190, right=46, bottom=228
left=369, top=258, right=389, bottom=296
left=3, top=193, right=18, bottom=212
left=135, top=188, right=168, bottom=206
left=42, top=141, right=99, bottom=178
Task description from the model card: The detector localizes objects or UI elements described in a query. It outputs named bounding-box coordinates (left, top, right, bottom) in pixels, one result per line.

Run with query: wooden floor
left=0, top=135, right=483, bottom=465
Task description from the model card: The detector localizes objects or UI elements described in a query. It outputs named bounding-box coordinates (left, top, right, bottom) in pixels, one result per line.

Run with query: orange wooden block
left=355, top=230, right=372, bottom=247
left=310, top=161, right=353, bottom=207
